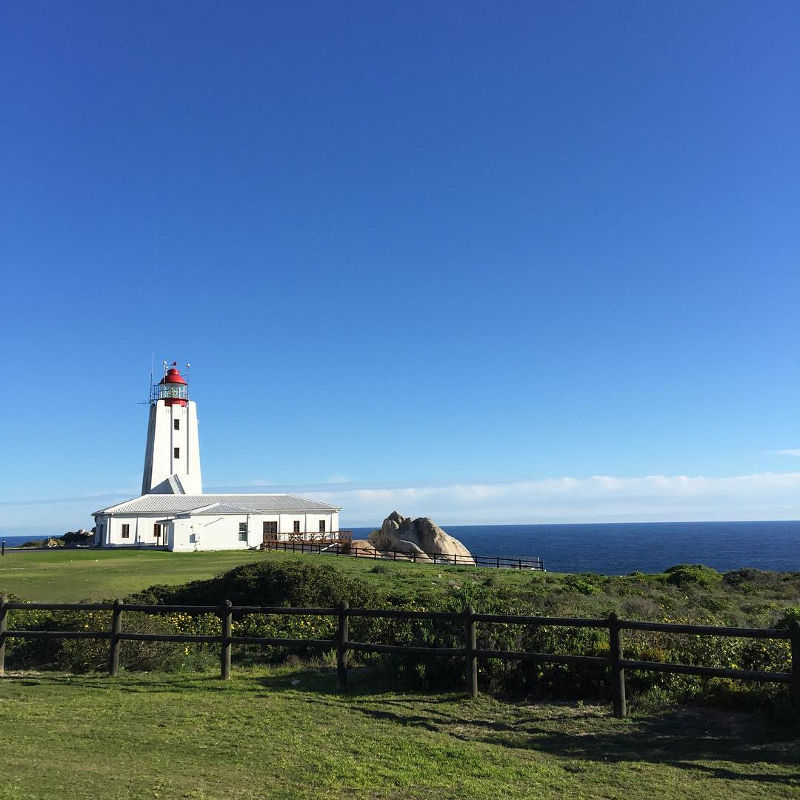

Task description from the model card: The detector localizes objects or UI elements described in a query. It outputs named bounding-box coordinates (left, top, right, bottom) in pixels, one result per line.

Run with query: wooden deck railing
left=1, top=595, right=797, bottom=718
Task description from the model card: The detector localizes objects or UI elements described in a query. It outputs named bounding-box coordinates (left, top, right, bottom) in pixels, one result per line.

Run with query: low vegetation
left=2, top=553, right=799, bottom=713
left=0, top=668, right=798, bottom=800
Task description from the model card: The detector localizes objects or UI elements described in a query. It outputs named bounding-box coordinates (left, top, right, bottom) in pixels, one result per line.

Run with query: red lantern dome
left=160, top=367, right=187, bottom=386
left=155, top=362, right=188, bottom=406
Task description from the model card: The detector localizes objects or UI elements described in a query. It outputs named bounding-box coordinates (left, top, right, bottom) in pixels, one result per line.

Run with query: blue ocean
left=4, top=520, right=799, bottom=575
left=351, top=521, right=800, bottom=575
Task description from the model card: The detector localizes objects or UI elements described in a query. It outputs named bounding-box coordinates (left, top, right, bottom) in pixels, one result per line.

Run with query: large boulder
left=367, top=511, right=474, bottom=565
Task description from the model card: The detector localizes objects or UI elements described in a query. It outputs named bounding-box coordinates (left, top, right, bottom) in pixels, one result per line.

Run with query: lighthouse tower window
left=173, top=419, right=180, bottom=431
left=174, top=447, right=180, bottom=459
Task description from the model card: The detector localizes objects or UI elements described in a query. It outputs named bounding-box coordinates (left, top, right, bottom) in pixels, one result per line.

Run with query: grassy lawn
left=0, top=548, right=538, bottom=604
left=0, top=549, right=281, bottom=602
left=0, top=666, right=797, bottom=800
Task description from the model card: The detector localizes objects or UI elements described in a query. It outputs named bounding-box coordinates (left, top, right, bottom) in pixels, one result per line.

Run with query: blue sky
left=2, top=1, right=799, bottom=534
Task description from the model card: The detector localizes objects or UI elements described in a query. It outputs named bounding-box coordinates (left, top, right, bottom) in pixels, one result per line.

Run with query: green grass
left=0, top=548, right=540, bottom=604
left=0, top=549, right=280, bottom=602
left=0, top=666, right=797, bottom=800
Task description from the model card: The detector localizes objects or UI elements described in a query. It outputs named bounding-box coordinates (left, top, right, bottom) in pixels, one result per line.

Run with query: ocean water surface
left=352, top=521, right=800, bottom=575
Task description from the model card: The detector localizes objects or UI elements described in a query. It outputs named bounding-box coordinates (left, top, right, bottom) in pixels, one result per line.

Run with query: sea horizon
left=5, top=519, right=799, bottom=575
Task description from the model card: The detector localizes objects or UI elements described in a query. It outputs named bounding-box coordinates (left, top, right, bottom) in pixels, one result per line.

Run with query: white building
left=93, top=363, right=341, bottom=551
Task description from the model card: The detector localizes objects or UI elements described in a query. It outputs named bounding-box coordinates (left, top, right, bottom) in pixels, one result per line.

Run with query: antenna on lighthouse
left=148, top=353, right=154, bottom=405
left=140, top=354, right=157, bottom=405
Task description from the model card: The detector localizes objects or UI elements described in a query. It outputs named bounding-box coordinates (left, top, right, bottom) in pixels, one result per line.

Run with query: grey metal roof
left=188, top=502, right=258, bottom=515
left=94, top=493, right=340, bottom=516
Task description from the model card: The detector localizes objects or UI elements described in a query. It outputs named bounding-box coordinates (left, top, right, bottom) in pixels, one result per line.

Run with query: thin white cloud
left=304, top=472, right=800, bottom=526
left=3, top=473, right=799, bottom=536
left=0, top=489, right=138, bottom=507
left=324, top=473, right=351, bottom=484
left=772, top=449, right=800, bottom=457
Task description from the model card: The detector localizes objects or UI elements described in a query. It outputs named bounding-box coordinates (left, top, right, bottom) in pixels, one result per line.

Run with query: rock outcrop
left=367, top=511, right=474, bottom=565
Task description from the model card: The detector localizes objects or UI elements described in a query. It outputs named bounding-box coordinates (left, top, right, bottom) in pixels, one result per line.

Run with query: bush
left=563, top=575, right=602, bottom=596
left=127, top=560, right=380, bottom=609
left=665, top=564, right=722, bottom=588
left=776, top=606, right=800, bottom=628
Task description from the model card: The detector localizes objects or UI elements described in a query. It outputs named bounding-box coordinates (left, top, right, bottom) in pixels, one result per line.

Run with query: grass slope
left=0, top=549, right=277, bottom=603
left=0, top=667, right=797, bottom=800
left=0, top=548, right=548, bottom=603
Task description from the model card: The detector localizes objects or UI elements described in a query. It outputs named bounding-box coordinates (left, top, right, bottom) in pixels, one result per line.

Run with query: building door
left=263, top=520, right=278, bottom=545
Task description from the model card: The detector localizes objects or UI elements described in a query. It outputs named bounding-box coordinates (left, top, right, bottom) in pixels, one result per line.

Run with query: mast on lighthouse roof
left=141, top=361, right=202, bottom=495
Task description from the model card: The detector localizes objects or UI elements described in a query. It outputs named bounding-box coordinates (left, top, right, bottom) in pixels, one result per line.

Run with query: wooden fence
left=263, top=540, right=545, bottom=570
left=1, top=595, right=797, bottom=718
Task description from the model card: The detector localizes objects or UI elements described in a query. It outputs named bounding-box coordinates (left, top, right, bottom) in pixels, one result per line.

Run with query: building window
left=238, top=522, right=248, bottom=542
left=293, top=520, right=301, bottom=534
left=263, top=521, right=277, bottom=537
left=121, top=524, right=130, bottom=539
left=174, top=447, right=180, bottom=459
left=154, top=523, right=161, bottom=538
left=319, top=520, right=326, bottom=533
left=174, top=419, right=180, bottom=431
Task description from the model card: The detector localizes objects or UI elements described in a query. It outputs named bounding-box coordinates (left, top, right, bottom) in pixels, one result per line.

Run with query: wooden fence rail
left=1, top=595, right=798, bottom=719
left=262, top=540, right=545, bottom=570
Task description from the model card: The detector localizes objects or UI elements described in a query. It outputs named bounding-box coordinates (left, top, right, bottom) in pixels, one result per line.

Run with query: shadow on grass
left=331, top=696, right=800, bottom=786
left=6, top=669, right=799, bottom=788
left=2, top=664, right=396, bottom=696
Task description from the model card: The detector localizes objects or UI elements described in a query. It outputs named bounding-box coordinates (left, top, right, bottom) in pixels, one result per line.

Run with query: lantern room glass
left=157, top=384, right=187, bottom=401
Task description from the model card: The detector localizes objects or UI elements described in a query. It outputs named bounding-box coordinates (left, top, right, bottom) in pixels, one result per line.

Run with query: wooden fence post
left=220, top=600, right=232, bottom=680
left=108, top=598, right=122, bottom=677
left=465, top=605, right=478, bottom=699
left=337, top=600, right=349, bottom=692
left=790, top=620, right=800, bottom=714
left=608, top=612, right=626, bottom=718
left=0, top=595, right=8, bottom=676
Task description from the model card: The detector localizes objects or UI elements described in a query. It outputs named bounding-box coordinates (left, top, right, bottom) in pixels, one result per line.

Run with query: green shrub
left=127, top=560, right=380, bottom=609
left=665, top=564, right=722, bottom=588
left=563, top=575, right=602, bottom=596
left=776, top=606, right=800, bottom=628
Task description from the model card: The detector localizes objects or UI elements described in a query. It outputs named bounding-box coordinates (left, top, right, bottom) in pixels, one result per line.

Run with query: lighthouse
left=93, top=360, right=341, bottom=550
left=140, top=362, right=202, bottom=495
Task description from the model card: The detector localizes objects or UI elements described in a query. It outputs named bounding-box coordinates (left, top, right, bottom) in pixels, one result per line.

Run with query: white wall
left=95, top=514, right=167, bottom=547
left=141, top=400, right=202, bottom=494
left=169, top=514, right=250, bottom=552
left=97, top=509, right=341, bottom=550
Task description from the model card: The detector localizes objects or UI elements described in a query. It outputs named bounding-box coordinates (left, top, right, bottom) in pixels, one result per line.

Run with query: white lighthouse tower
left=141, top=362, right=202, bottom=495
